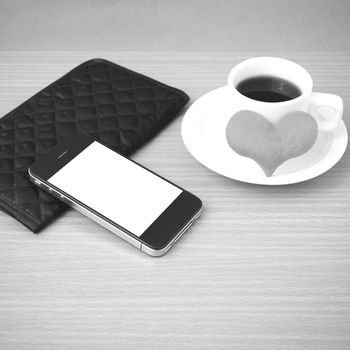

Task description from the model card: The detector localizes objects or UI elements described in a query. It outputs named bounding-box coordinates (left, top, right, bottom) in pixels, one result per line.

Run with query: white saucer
left=182, top=87, right=348, bottom=185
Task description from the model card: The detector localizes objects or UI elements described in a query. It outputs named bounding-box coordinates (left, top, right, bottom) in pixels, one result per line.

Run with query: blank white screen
left=48, top=141, right=182, bottom=236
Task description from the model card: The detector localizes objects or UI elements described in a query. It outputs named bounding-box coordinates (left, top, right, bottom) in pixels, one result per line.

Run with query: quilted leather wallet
left=0, top=58, right=189, bottom=232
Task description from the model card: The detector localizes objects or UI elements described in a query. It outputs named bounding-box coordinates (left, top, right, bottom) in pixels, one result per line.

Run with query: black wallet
left=0, top=58, right=189, bottom=232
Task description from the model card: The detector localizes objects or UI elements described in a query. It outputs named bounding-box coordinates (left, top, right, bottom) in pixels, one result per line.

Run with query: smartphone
left=28, top=133, right=202, bottom=256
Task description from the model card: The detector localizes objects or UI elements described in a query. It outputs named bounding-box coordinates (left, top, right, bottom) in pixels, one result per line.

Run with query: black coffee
left=236, top=76, right=302, bottom=102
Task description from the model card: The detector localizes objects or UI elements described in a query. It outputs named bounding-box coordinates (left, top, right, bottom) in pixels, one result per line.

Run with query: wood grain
left=0, top=51, right=350, bottom=350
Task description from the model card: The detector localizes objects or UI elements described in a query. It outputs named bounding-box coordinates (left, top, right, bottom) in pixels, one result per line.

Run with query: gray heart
left=226, top=110, right=318, bottom=177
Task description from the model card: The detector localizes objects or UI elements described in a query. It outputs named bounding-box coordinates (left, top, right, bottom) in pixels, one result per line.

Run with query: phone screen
left=47, top=141, right=183, bottom=237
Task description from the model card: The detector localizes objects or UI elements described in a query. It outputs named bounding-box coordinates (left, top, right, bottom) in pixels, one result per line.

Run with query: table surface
left=0, top=51, right=349, bottom=350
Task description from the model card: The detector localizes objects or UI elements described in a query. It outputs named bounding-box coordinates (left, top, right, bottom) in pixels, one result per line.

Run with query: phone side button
left=33, top=179, right=41, bottom=186
left=49, top=188, right=65, bottom=202
left=59, top=195, right=67, bottom=203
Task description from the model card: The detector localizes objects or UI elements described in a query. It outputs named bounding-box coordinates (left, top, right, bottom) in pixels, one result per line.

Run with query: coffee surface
left=236, top=76, right=302, bottom=102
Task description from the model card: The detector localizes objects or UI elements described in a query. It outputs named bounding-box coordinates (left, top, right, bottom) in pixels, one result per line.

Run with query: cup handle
left=309, top=92, right=343, bottom=132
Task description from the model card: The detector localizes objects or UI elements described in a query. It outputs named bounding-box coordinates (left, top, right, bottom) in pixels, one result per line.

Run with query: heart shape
left=226, top=110, right=318, bottom=177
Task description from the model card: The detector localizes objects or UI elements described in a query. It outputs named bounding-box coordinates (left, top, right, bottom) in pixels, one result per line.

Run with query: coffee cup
left=227, top=57, right=343, bottom=132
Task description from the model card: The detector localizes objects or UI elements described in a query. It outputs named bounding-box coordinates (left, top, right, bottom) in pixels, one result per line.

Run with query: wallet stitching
left=0, top=58, right=189, bottom=229
left=0, top=190, right=42, bottom=223
left=0, top=58, right=188, bottom=123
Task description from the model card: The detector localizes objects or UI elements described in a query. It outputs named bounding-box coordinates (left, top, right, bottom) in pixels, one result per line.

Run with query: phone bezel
left=29, top=133, right=202, bottom=252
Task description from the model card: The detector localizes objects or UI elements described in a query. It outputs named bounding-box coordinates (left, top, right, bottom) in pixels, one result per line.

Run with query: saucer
left=182, top=87, right=348, bottom=185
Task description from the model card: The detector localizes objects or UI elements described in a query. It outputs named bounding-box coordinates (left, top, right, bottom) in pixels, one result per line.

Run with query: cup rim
left=227, top=57, right=313, bottom=106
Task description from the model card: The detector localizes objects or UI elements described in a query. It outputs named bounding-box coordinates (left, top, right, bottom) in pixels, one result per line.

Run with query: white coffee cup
left=227, top=57, right=343, bottom=132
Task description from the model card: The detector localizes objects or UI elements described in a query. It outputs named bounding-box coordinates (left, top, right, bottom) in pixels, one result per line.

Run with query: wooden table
left=0, top=52, right=349, bottom=350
